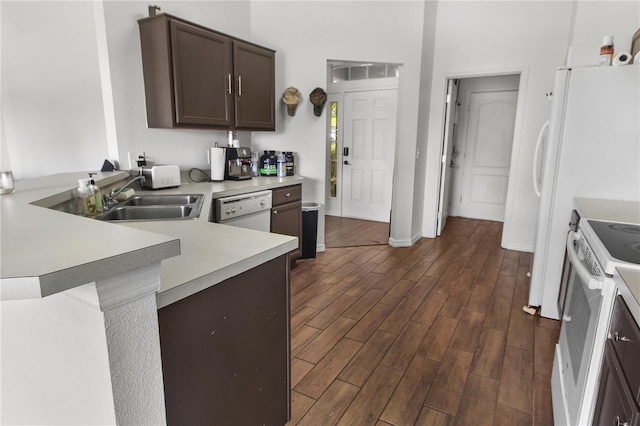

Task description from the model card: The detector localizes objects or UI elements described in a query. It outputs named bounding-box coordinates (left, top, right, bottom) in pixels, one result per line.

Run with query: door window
left=329, top=101, right=339, bottom=198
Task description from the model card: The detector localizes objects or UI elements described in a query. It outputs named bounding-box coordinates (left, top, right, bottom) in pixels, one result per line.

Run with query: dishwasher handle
left=213, top=190, right=272, bottom=223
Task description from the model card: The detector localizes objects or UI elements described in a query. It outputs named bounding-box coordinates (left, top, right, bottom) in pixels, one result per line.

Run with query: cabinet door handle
left=285, top=193, right=290, bottom=197
left=238, top=76, right=242, bottom=96
left=227, top=74, right=232, bottom=94
left=273, top=210, right=278, bottom=214
left=615, top=415, right=629, bottom=426
left=613, top=332, right=631, bottom=342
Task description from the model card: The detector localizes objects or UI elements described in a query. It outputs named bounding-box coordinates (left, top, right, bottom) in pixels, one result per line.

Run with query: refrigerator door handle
left=533, top=120, right=549, bottom=197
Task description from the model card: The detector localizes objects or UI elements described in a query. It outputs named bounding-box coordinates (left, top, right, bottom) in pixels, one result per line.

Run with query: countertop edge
left=1, top=239, right=181, bottom=301
left=616, top=267, right=640, bottom=326
left=156, top=238, right=297, bottom=309
left=1, top=172, right=304, bottom=303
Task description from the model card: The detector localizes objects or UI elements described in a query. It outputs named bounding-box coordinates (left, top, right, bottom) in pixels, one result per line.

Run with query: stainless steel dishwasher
left=212, top=190, right=272, bottom=232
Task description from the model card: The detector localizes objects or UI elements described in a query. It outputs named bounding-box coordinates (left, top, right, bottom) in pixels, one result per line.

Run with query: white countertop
left=117, top=176, right=303, bottom=308
left=0, top=171, right=301, bottom=306
left=0, top=171, right=180, bottom=300
left=574, top=198, right=640, bottom=225
left=574, top=198, right=640, bottom=324
left=615, top=267, right=640, bottom=326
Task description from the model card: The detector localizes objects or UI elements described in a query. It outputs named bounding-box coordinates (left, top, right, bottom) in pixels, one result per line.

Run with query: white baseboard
left=388, top=231, right=422, bottom=247
left=501, top=242, right=534, bottom=252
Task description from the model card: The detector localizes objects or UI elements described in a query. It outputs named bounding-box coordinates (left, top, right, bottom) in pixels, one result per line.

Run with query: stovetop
left=587, top=220, right=640, bottom=265
left=580, top=219, right=640, bottom=275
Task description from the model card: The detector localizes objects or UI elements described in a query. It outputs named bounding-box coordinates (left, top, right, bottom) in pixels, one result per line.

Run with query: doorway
left=437, top=74, right=520, bottom=235
left=325, top=60, right=400, bottom=246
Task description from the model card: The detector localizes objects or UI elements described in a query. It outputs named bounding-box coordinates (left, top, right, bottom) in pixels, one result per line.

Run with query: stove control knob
left=225, top=209, right=232, bottom=215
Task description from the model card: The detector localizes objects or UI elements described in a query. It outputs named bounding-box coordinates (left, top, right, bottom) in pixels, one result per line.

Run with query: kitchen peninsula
left=0, top=170, right=300, bottom=425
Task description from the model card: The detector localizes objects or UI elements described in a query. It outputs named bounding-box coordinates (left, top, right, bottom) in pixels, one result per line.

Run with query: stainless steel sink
left=120, top=194, right=202, bottom=207
left=99, top=193, right=204, bottom=222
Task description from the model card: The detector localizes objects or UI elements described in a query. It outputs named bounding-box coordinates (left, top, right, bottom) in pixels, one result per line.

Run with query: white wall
left=102, top=1, right=253, bottom=171
left=421, top=1, right=576, bottom=250
left=1, top=1, right=109, bottom=180
left=567, top=1, right=640, bottom=66
left=5, top=1, right=635, bottom=250
left=2, top=0, right=426, bottom=248
left=413, top=1, right=438, bottom=242
left=250, top=1, right=426, bottom=247
left=421, top=1, right=639, bottom=251
left=1, top=284, right=116, bottom=424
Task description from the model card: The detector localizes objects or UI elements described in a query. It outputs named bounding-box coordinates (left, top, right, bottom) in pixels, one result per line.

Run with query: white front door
left=341, top=90, right=397, bottom=222
left=451, top=75, right=519, bottom=222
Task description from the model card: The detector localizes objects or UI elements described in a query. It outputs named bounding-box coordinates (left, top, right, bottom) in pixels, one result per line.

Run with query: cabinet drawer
left=272, top=185, right=301, bottom=206
left=610, top=296, right=640, bottom=401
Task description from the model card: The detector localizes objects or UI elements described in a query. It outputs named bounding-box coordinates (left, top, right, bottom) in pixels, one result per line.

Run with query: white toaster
left=141, top=165, right=181, bottom=189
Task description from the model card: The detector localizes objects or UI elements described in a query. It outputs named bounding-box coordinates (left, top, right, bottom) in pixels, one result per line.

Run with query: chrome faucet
left=103, top=175, right=146, bottom=210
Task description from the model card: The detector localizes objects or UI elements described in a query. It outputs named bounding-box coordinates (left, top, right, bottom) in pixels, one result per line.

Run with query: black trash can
left=301, top=203, right=320, bottom=259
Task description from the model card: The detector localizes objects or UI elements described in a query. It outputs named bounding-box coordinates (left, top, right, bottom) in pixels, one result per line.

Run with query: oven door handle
left=566, top=231, right=605, bottom=290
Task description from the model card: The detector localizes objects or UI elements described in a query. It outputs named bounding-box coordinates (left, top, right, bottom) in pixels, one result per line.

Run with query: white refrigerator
left=528, top=65, right=640, bottom=320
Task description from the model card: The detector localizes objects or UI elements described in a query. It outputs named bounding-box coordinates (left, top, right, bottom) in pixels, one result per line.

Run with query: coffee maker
left=224, top=147, right=252, bottom=180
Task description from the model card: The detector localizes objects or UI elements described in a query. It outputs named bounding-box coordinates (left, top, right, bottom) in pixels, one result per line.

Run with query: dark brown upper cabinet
left=233, top=41, right=276, bottom=130
left=138, top=14, right=275, bottom=131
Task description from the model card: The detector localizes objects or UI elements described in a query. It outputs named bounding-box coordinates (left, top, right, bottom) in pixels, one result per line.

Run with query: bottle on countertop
left=260, top=150, right=277, bottom=176
left=251, top=151, right=260, bottom=177
left=283, top=151, right=295, bottom=176
left=599, top=35, right=614, bottom=66
left=88, top=173, right=103, bottom=215
left=76, top=178, right=97, bottom=218
left=277, top=153, right=287, bottom=177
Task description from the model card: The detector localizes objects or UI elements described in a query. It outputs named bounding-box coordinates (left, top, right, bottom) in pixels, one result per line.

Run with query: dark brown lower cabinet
left=593, top=296, right=640, bottom=426
left=158, top=255, right=290, bottom=425
left=593, top=341, right=640, bottom=426
left=271, top=185, right=302, bottom=262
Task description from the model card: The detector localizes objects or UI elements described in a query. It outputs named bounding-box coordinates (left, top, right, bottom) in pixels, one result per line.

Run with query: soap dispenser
left=88, top=173, right=104, bottom=215
left=76, top=178, right=96, bottom=217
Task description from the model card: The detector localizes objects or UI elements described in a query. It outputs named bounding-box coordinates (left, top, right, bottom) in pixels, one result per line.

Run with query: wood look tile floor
left=325, top=215, right=390, bottom=248
left=288, top=217, right=560, bottom=426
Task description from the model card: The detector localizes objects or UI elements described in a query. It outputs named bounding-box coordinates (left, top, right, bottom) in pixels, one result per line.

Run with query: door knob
left=344, top=161, right=351, bottom=165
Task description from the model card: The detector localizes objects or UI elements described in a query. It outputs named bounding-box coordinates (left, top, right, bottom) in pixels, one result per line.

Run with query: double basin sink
left=100, top=194, right=204, bottom=222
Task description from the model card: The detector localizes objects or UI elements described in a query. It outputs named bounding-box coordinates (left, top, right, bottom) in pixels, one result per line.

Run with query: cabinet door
left=233, top=41, right=275, bottom=130
left=610, top=296, right=640, bottom=401
left=272, top=201, right=302, bottom=260
left=170, top=20, right=234, bottom=127
left=158, top=256, right=290, bottom=425
left=593, top=341, right=640, bottom=426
